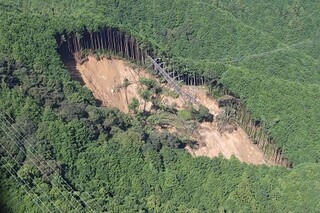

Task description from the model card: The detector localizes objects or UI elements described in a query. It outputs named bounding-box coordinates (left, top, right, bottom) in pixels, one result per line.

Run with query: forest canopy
left=0, top=0, right=320, bottom=212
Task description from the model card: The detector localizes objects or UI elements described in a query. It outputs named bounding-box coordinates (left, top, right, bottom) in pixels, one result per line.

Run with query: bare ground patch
left=182, top=86, right=274, bottom=165
left=75, top=56, right=151, bottom=113
left=70, top=55, right=273, bottom=165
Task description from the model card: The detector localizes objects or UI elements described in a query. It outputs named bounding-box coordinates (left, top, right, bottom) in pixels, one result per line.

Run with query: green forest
left=0, top=0, right=320, bottom=212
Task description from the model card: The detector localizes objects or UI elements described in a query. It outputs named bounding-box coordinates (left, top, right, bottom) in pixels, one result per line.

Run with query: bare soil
left=75, top=56, right=151, bottom=113
left=182, top=86, right=274, bottom=165
left=72, top=55, right=273, bottom=165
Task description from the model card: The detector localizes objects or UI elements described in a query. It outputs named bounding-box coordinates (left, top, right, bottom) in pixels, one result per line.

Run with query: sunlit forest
left=1, top=0, right=320, bottom=212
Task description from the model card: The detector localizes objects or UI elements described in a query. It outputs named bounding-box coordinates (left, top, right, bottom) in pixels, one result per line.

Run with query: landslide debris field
left=64, top=53, right=273, bottom=165
left=76, top=56, right=151, bottom=113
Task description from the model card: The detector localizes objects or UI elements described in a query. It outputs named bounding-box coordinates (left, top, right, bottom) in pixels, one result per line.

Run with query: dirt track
left=73, top=55, right=273, bottom=165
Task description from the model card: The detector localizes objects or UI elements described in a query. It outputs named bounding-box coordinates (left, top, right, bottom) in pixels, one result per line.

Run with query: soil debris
left=72, top=55, right=273, bottom=165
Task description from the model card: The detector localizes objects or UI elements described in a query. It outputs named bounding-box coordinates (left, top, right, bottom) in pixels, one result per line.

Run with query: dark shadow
left=94, top=98, right=103, bottom=107
left=0, top=164, right=12, bottom=212
left=57, top=44, right=104, bottom=108
left=56, top=43, right=85, bottom=85
left=59, top=164, right=87, bottom=209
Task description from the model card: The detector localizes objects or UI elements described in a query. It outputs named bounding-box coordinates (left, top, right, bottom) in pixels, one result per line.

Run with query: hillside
left=0, top=0, right=320, bottom=212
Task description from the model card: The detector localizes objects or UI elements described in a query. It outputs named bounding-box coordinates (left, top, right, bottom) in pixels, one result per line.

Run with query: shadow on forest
left=57, top=43, right=85, bottom=86
left=57, top=43, right=103, bottom=106
left=0, top=173, right=9, bottom=212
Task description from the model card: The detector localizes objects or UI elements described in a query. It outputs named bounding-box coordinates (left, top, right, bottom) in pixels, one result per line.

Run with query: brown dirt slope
left=72, top=55, right=273, bottom=165
left=75, top=56, right=151, bottom=113
left=183, top=86, right=274, bottom=165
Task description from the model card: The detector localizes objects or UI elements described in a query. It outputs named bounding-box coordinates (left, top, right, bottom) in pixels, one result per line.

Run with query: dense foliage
left=1, top=0, right=320, bottom=212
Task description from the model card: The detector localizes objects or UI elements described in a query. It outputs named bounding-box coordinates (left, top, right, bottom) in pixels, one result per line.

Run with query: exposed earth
left=75, top=56, right=152, bottom=113
left=70, top=54, right=274, bottom=165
